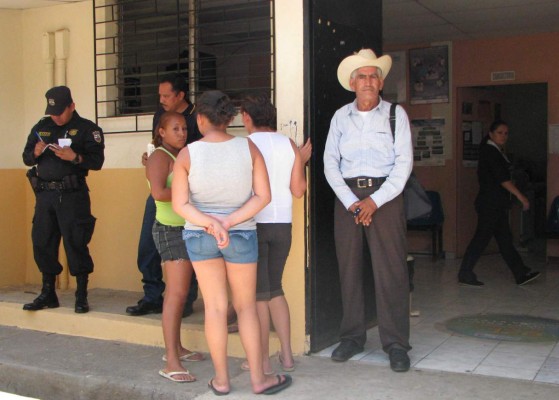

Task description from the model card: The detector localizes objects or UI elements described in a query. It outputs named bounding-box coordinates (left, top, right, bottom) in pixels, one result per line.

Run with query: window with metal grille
left=94, top=0, right=274, bottom=133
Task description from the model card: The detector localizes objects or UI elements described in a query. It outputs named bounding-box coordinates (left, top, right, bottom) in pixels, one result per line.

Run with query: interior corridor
left=315, top=240, right=559, bottom=384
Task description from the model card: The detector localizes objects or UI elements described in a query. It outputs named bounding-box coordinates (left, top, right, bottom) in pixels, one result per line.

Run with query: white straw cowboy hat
left=337, top=49, right=392, bottom=91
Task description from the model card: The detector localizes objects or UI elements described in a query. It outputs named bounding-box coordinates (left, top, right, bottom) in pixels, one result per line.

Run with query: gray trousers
left=334, top=187, right=411, bottom=352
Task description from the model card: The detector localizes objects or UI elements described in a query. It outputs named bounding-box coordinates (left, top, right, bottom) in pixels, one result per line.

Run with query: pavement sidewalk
left=1, top=325, right=558, bottom=400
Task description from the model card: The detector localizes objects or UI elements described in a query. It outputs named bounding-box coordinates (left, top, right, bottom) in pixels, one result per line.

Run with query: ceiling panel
left=383, top=0, right=559, bottom=45
left=383, top=1, right=432, bottom=18
left=383, top=12, right=448, bottom=30
left=445, top=4, right=559, bottom=34
left=420, top=0, right=559, bottom=13
left=384, top=24, right=468, bottom=45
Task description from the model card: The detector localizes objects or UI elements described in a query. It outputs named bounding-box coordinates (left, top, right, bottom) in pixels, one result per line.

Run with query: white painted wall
left=275, top=0, right=305, bottom=147
left=0, top=10, right=24, bottom=168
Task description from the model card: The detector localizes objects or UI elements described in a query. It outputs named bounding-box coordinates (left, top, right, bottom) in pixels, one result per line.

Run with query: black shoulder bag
left=389, top=103, right=432, bottom=221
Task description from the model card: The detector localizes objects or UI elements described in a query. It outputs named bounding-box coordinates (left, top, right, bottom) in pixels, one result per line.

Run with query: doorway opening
left=457, top=83, right=548, bottom=257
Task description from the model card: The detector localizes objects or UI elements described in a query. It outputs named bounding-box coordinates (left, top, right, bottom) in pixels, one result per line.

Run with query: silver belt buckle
left=357, top=178, right=368, bottom=188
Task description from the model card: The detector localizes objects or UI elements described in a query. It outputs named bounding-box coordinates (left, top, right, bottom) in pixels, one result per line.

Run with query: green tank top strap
left=154, top=146, right=176, bottom=161
left=152, top=147, right=183, bottom=227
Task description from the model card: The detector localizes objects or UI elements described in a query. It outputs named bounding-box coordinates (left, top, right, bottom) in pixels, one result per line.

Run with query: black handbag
left=389, top=103, right=432, bottom=221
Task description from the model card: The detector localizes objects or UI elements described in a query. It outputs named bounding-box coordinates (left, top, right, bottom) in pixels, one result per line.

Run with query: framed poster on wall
left=409, top=45, right=449, bottom=104
left=383, top=51, right=406, bottom=103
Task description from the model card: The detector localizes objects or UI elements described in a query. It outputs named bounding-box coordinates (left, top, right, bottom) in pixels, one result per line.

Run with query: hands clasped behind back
left=205, top=217, right=230, bottom=249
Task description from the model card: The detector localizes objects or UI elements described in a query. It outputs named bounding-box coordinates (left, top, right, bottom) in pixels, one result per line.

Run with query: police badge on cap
left=44, top=86, right=73, bottom=116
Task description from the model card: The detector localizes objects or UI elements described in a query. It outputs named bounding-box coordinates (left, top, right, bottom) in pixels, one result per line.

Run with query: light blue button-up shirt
left=324, top=99, right=413, bottom=210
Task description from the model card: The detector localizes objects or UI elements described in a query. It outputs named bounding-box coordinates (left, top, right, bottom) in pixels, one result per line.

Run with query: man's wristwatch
left=71, top=154, right=81, bottom=165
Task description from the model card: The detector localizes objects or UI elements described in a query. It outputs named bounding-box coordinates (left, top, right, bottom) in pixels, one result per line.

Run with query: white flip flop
left=162, top=351, right=204, bottom=362
left=158, top=369, right=196, bottom=383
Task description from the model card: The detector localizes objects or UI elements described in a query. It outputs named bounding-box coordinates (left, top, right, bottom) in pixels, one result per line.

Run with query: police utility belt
left=26, top=167, right=84, bottom=193
left=344, top=176, right=386, bottom=189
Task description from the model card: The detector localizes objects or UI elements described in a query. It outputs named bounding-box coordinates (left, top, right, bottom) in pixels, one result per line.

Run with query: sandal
left=158, top=369, right=196, bottom=383
left=240, top=360, right=275, bottom=375
left=256, top=374, right=292, bottom=395
left=208, top=378, right=230, bottom=396
left=162, top=351, right=205, bottom=362
left=278, top=353, right=295, bottom=372
left=227, top=323, right=239, bottom=333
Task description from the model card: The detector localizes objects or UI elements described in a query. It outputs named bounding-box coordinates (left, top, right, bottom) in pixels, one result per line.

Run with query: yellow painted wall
left=0, top=171, right=27, bottom=285
left=0, top=10, right=24, bottom=169
left=69, top=169, right=148, bottom=292
left=0, top=10, right=26, bottom=286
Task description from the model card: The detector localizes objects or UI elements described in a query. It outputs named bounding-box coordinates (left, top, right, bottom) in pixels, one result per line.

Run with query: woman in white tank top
left=172, top=91, right=292, bottom=395
left=240, top=93, right=311, bottom=374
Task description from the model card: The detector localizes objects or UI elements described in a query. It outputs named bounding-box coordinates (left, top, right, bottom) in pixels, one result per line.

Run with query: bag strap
left=389, top=102, right=397, bottom=142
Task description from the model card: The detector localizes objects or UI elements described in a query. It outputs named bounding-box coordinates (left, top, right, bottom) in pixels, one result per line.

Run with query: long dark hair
left=481, top=120, right=508, bottom=145
left=489, top=120, right=508, bottom=133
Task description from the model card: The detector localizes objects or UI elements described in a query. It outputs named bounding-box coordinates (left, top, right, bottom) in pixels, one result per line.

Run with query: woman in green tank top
left=147, top=111, right=204, bottom=383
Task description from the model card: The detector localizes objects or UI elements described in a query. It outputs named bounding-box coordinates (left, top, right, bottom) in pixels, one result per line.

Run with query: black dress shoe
left=458, top=278, right=484, bottom=288
left=389, top=348, right=410, bottom=372
left=182, top=302, right=194, bottom=318
left=517, top=271, right=541, bottom=286
left=125, top=300, right=162, bottom=316
left=331, top=340, right=364, bottom=362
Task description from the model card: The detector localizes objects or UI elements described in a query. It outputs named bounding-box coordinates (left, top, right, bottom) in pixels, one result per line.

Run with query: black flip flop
left=208, top=378, right=229, bottom=396
left=259, top=374, right=292, bottom=395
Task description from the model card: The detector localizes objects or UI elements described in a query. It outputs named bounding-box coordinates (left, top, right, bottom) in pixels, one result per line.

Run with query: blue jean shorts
left=182, top=229, right=258, bottom=264
left=152, top=221, right=190, bottom=262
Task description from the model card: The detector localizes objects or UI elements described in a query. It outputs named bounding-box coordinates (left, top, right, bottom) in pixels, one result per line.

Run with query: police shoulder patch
left=92, top=131, right=102, bottom=143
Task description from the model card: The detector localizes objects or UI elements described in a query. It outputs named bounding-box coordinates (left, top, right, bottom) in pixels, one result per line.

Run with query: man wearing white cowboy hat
left=324, top=49, right=413, bottom=372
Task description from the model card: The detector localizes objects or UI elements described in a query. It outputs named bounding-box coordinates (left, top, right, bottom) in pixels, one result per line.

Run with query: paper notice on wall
left=411, top=118, right=446, bottom=166
left=549, top=124, right=559, bottom=154
left=462, top=121, right=484, bottom=167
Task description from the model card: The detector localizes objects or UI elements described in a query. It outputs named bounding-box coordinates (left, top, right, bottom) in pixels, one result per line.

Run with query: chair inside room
left=546, top=195, right=559, bottom=239
left=407, top=190, right=444, bottom=260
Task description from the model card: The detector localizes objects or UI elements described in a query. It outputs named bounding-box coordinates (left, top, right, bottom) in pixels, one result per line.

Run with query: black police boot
left=23, top=274, right=59, bottom=311
left=75, top=274, right=90, bottom=314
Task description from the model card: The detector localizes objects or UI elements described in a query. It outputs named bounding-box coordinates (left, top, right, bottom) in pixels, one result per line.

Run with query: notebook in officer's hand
left=41, top=143, right=61, bottom=153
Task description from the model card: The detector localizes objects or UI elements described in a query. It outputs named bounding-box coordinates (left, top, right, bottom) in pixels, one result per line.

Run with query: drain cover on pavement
left=443, top=314, right=559, bottom=342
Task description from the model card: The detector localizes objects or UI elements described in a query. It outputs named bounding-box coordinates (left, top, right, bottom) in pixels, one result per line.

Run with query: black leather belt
left=36, top=174, right=85, bottom=192
left=40, top=181, right=66, bottom=191
left=344, top=176, right=386, bottom=188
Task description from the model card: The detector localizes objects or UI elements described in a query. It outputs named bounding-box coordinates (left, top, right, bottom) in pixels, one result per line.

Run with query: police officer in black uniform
left=22, top=86, right=105, bottom=314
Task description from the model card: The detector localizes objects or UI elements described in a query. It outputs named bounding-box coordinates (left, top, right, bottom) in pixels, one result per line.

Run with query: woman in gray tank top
left=172, top=91, right=292, bottom=395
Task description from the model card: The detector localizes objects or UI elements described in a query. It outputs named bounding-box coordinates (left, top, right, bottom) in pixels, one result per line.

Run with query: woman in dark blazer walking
left=458, top=120, right=540, bottom=287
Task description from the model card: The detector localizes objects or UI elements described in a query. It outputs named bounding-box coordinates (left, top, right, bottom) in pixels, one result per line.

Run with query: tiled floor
left=315, top=242, right=559, bottom=384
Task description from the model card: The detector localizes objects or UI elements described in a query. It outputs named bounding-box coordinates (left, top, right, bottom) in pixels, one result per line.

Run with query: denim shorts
left=152, top=221, right=190, bottom=262
left=182, top=229, right=258, bottom=264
